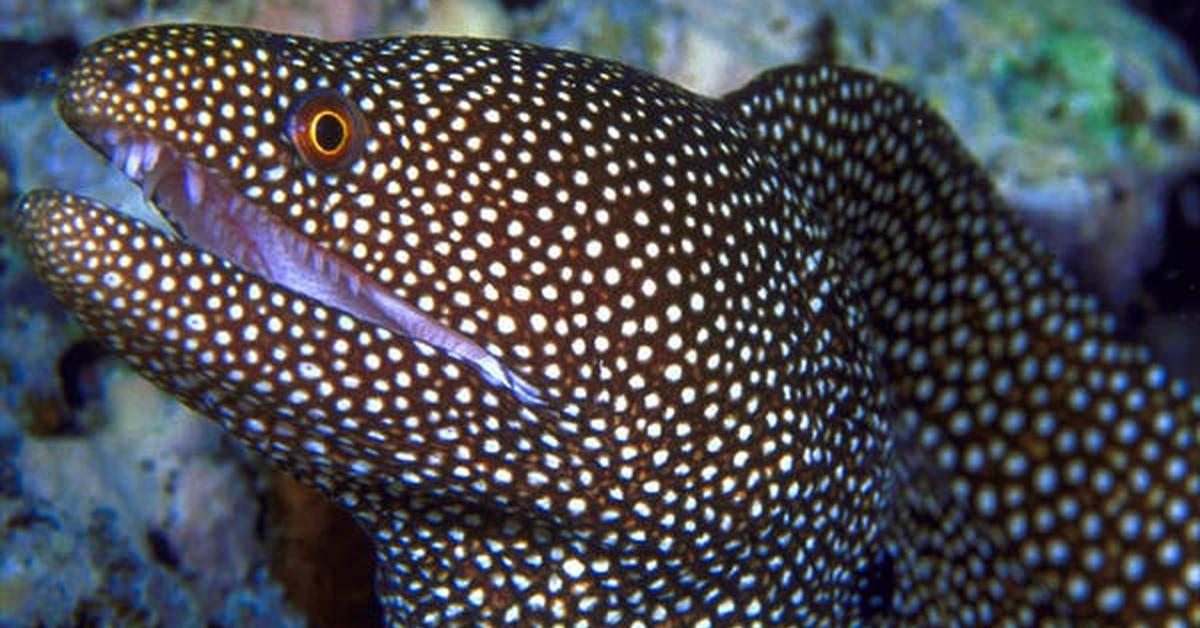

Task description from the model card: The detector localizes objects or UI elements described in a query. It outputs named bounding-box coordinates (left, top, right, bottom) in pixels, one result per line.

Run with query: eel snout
left=35, top=22, right=550, bottom=411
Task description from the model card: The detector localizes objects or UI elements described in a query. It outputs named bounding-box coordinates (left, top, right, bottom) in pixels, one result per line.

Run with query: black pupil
left=314, top=112, right=345, bottom=151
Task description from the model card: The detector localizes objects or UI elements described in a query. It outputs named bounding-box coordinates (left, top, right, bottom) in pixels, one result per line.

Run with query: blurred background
left=0, top=1, right=1197, bottom=625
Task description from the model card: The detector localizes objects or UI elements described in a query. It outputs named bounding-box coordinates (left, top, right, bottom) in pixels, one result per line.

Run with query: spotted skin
left=729, top=66, right=1200, bottom=623
left=11, top=24, right=1200, bottom=625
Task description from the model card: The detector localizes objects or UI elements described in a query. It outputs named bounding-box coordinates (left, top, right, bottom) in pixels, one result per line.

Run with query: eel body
left=11, top=24, right=1200, bottom=625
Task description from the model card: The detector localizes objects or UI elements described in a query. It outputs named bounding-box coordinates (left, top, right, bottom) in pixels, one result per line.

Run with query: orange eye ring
left=287, top=90, right=365, bottom=173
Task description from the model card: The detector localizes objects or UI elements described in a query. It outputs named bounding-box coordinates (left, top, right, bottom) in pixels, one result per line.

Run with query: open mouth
left=101, top=126, right=379, bottom=327
left=88, top=126, right=548, bottom=409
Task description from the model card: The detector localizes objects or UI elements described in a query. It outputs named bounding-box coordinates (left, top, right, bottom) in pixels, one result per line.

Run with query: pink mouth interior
left=99, top=128, right=547, bottom=408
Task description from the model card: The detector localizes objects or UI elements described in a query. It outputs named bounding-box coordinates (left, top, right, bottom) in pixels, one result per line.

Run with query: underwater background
left=0, top=0, right=1198, bottom=625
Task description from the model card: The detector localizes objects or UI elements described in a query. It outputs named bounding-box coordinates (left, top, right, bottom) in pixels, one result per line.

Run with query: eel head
left=13, top=24, right=893, bottom=620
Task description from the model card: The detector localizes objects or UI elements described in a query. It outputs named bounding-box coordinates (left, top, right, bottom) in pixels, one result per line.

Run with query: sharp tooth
left=142, top=142, right=161, bottom=173
left=312, top=247, right=327, bottom=275
left=124, top=142, right=145, bottom=180
left=213, top=218, right=227, bottom=248
left=227, top=197, right=242, bottom=221
left=310, top=246, right=321, bottom=273
left=184, top=163, right=205, bottom=206
left=111, top=142, right=129, bottom=169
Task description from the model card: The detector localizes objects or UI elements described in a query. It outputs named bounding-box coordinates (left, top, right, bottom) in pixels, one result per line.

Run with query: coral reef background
left=0, top=0, right=1197, bottom=625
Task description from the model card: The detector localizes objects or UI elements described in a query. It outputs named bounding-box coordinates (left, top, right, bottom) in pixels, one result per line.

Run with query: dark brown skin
left=13, top=24, right=1200, bottom=624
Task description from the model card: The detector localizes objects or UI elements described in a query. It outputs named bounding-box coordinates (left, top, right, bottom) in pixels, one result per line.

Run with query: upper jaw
left=79, top=121, right=366, bottom=317
left=83, top=124, right=272, bottom=273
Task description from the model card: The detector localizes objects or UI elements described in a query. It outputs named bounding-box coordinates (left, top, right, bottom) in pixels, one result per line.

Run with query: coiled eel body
left=11, top=24, right=1200, bottom=625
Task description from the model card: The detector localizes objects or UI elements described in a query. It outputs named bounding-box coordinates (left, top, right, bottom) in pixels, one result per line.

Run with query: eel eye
left=287, top=90, right=364, bottom=172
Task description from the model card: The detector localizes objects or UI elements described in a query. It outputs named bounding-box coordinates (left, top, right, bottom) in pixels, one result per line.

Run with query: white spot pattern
left=14, top=24, right=1200, bottom=626
left=732, top=64, right=1200, bottom=625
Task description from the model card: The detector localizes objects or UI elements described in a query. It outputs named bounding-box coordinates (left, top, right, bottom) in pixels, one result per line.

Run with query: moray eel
left=11, top=23, right=1200, bottom=625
